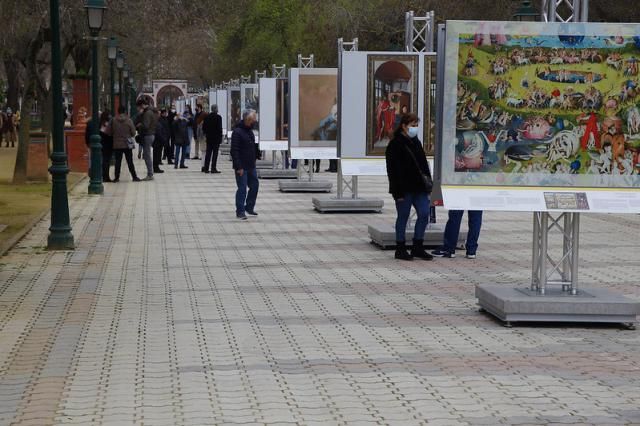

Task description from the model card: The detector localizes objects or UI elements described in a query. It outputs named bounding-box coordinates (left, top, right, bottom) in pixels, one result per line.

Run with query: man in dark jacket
left=202, top=105, right=223, bottom=173
left=153, top=109, right=170, bottom=173
left=231, top=110, right=259, bottom=220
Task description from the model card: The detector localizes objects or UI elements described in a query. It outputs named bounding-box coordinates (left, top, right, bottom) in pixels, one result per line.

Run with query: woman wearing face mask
left=385, top=113, right=434, bottom=261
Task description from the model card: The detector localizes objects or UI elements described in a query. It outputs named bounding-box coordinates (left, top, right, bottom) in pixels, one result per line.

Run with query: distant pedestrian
left=136, top=99, right=158, bottom=181
left=193, top=104, right=205, bottom=160
left=183, top=105, right=194, bottom=159
left=432, top=211, right=483, bottom=259
left=385, top=113, right=433, bottom=261
left=231, top=110, right=259, bottom=220
left=111, top=106, right=140, bottom=182
left=154, top=109, right=170, bottom=173
left=2, top=108, right=17, bottom=148
left=99, top=110, right=114, bottom=182
left=166, top=106, right=177, bottom=164
left=202, top=105, right=223, bottom=173
left=172, top=114, right=189, bottom=169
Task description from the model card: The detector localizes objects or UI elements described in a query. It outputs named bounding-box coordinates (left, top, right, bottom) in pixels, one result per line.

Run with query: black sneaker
left=236, top=213, right=247, bottom=220
left=431, top=249, right=456, bottom=258
left=246, top=210, right=258, bottom=216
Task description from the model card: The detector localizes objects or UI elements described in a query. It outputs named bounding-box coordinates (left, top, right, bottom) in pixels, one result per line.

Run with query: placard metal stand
left=279, top=55, right=333, bottom=193
left=476, top=0, right=639, bottom=328
left=313, top=38, right=384, bottom=212
left=368, top=11, right=461, bottom=247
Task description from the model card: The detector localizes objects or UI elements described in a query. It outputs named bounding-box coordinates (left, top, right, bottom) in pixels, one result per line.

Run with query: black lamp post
left=514, top=0, right=540, bottom=21
left=107, top=37, right=117, bottom=113
left=85, top=0, right=106, bottom=195
left=128, top=75, right=135, bottom=116
left=123, top=65, right=129, bottom=114
left=116, top=49, right=124, bottom=108
left=47, top=0, right=74, bottom=250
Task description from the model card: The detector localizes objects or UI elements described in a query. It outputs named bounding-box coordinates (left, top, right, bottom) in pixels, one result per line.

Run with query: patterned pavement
left=0, top=156, right=639, bottom=425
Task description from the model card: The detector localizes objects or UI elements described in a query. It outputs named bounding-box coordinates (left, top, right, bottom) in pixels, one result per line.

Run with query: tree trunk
left=4, top=57, right=22, bottom=111
left=12, top=90, right=34, bottom=183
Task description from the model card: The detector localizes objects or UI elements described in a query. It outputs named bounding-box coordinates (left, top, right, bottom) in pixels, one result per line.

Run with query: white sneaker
left=465, top=254, right=476, bottom=259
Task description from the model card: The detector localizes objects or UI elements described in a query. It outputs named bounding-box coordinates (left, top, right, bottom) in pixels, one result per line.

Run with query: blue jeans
left=443, top=210, right=483, bottom=255
left=235, top=168, right=259, bottom=215
left=394, top=192, right=430, bottom=243
left=174, top=144, right=187, bottom=167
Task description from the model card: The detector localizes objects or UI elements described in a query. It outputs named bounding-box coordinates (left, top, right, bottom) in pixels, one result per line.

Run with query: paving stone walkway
left=0, top=157, right=639, bottom=425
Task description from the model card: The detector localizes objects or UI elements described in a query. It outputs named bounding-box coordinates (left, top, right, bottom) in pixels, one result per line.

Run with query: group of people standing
left=92, top=100, right=224, bottom=182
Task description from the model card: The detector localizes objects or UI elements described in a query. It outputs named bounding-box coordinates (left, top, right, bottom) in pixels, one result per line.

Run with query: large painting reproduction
left=442, top=21, right=640, bottom=189
left=366, top=54, right=419, bottom=156
left=228, top=88, right=241, bottom=130
left=241, top=84, right=259, bottom=131
left=276, top=79, right=289, bottom=140
left=298, top=73, right=337, bottom=147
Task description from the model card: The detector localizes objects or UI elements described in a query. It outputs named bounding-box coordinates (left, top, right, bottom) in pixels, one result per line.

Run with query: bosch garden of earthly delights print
left=441, top=21, right=640, bottom=189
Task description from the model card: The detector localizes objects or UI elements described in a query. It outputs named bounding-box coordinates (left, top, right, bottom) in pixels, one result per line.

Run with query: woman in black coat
left=385, top=113, right=433, bottom=261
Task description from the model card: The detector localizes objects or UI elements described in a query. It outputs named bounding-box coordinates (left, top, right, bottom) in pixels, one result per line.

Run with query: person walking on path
left=153, top=109, right=170, bottom=174
left=136, top=99, right=158, bottom=181
left=172, top=114, right=190, bottom=169
left=111, top=106, right=140, bottom=182
left=165, top=106, right=177, bottom=165
left=202, top=105, right=223, bottom=173
left=99, top=110, right=114, bottom=182
left=432, top=211, right=483, bottom=259
left=231, top=110, right=259, bottom=220
left=385, top=113, right=433, bottom=261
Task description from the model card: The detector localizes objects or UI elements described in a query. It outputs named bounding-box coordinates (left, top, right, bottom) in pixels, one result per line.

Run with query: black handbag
left=404, top=143, right=433, bottom=193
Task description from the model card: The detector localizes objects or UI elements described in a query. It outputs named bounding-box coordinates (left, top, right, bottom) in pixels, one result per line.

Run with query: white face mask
left=407, top=126, right=419, bottom=138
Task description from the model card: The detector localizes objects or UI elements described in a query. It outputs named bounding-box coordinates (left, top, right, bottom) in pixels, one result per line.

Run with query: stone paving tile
left=0, top=162, right=639, bottom=425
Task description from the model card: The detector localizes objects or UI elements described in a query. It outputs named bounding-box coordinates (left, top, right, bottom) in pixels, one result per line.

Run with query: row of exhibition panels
left=207, top=20, right=640, bottom=214
left=208, top=52, right=437, bottom=177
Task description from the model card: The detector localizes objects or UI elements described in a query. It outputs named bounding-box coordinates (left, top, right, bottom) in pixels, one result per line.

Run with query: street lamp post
left=47, top=0, right=74, bottom=250
left=107, top=37, right=117, bottom=113
left=116, top=50, right=124, bottom=108
left=123, top=65, right=129, bottom=115
left=128, top=75, right=135, bottom=117
left=85, top=0, right=106, bottom=195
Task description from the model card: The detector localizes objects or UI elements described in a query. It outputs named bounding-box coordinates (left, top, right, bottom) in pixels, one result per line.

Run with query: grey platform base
left=476, top=285, right=639, bottom=327
left=258, top=169, right=298, bottom=179
left=279, top=180, right=332, bottom=193
left=220, top=145, right=230, bottom=155
left=256, top=159, right=274, bottom=169
left=368, top=222, right=467, bottom=249
left=312, top=197, right=384, bottom=213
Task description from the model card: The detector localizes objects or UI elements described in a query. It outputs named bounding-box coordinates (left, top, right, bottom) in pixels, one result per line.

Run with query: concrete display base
left=279, top=180, right=333, bottom=193
left=476, top=285, right=639, bottom=328
left=368, top=222, right=467, bottom=249
left=258, top=169, right=298, bottom=179
left=220, top=144, right=230, bottom=156
left=256, top=159, right=274, bottom=169
left=312, top=197, right=384, bottom=213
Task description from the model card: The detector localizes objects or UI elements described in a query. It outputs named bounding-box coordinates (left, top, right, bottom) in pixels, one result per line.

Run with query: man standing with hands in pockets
left=231, top=110, right=259, bottom=220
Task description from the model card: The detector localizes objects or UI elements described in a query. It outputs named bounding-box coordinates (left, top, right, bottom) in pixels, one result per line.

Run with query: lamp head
left=84, top=0, right=107, bottom=35
left=107, top=37, right=117, bottom=60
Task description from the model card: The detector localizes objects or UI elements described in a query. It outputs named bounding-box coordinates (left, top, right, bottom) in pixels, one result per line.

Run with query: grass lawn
left=0, top=147, right=84, bottom=252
